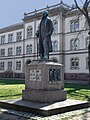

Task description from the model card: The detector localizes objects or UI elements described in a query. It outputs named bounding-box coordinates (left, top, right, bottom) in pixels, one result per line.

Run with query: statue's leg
left=43, top=38, right=49, bottom=59
left=40, top=54, right=43, bottom=59
left=39, top=40, right=44, bottom=59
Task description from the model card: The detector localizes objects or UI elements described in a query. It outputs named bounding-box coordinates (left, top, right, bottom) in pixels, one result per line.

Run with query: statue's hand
left=46, top=32, right=51, bottom=37
left=46, top=33, right=49, bottom=37
left=46, top=31, right=52, bottom=37
left=36, top=30, right=39, bottom=37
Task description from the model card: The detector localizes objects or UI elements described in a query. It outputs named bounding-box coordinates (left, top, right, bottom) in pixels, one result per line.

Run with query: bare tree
left=74, top=0, right=90, bottom=85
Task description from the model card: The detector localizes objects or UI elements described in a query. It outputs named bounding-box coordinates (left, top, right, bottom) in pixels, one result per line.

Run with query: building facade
left=0, top=2, right=89, bottom=80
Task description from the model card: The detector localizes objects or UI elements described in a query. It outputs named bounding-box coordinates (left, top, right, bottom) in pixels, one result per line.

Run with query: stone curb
left=0, top=107, right=90, bottom=120
left=0, top=99, right=90, bottom=116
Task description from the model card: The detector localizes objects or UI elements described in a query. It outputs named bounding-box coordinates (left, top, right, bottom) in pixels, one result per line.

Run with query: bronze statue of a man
left=36, top=11, right=54, bottom=59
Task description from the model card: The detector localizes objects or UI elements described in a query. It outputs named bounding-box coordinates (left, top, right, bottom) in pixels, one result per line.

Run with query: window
left=70, top=39, right=75, bottom=50
left=1, top=35, right=5, bottom=44
left=16, top=46, right=21, bottom=55
left=53, top=20, right=58, bottom=34
left=8, top=61, right=12, bottom=70
left=75, top=38, right=79, bottom=50
left=0, top=49, right=5, bottom=56
left=26, top=44, right=32, bottom=54
left=75, top=58, right=79, bottom=68
left=71, top=57, right=79, bottom=69
left=8, top=48, right=13, bottom=56
left=75, top=21, right=79, bottom=31
left=8, top=34, right=13, bottom=43
left=16, top=61, right=21, bottom=70
left=86, top=37, right=89, bottom=49
left=71, top=22, right=74, bottom=32
left=52, top=40, right=58, bottom=52
left=16, top=32, right=22, bottom=41
left=71, top=58, right=75, bottom=68
left=0, top=62, right=4, bottom=70
left=70, top=19, right=79, bottom=32
left=27, top=26, right=33, bottom=38
left=70, top=38, right=79, bottom=50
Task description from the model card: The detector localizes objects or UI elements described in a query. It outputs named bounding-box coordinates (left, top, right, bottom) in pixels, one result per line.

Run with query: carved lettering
left=30, top=69, right=41, bottom=81
left=49, top=69, right=61, bottom=81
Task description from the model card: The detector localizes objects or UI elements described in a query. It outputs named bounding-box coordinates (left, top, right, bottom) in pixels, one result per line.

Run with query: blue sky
left=0, top=0, right=76, bottom=28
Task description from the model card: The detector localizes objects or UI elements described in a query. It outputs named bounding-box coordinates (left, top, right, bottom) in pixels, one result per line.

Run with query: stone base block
left=22, top=89, right=67, bottom=103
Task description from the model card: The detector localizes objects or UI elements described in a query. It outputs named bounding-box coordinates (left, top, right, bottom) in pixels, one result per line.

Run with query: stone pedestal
left=22, top=60, right=67, bottom=103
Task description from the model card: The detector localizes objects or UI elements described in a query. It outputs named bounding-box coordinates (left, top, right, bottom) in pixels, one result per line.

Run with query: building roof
left=0, top=22, right=24, bottom=34
left=1, top=1, right=89, bottom=34
left=23, top=2, right=70, bottom=22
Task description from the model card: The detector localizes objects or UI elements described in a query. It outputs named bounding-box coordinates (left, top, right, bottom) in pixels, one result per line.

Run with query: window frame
left=8, top=33, right=13, bottom=43
left=16, top=46, right=22, bottom=55
left=52, top=40, right=58, bottom=52
left=26, top=44, right=32, bottom=54
left=70, top=57, right=79, bottom=69
left=16, top=61, right=21, bottom=70
left=16, top=31, right=22, bottom=41
left=8, top=61, right=12, bottom=70
left=0, top=49, right=5, bottom=56
left=27, top=26, right=33, bottom=39
left=8, top=47, right=13, bottom=56
left=1, top=35, right=5, bottom=44
left=0, top=62, right=4, bottom=70
left=53, top=20, right=58, bottom=34
left=70, top=19, right=79, bottom=32
left=70, top=38, right=79, bottom=51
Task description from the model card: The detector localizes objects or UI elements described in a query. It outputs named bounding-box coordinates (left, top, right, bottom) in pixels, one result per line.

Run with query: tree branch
left=74, top=0, right=87, bottom=17
left=84, top=0, right=90, bottom=7
left=83, top=0, right=90, bottom=27
left=84, top=0, right=88, bottom=8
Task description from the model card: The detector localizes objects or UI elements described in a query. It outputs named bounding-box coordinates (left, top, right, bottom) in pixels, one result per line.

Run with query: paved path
left=0, top=107, right=90, bottom=120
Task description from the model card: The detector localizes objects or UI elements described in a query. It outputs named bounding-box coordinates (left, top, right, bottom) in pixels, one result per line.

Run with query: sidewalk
left=0, top=107, right=90, bottom=120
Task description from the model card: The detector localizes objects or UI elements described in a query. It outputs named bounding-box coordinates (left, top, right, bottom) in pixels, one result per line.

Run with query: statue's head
left=42, top=11, right=48, bottom=18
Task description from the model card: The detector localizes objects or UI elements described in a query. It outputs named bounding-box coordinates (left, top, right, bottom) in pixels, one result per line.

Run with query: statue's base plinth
left=22, top=60, right=67, bottom=103
left=22, top=89, right=66, bottom=103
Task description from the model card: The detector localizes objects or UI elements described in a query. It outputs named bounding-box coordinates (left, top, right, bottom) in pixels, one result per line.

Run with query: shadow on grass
left=0, top=93, right=22, bottom=100
left=65, top=83, right=90, bottom=90
left=0, top=79, right=25, bottom=85
left=65, top=83, right=90, bottom=101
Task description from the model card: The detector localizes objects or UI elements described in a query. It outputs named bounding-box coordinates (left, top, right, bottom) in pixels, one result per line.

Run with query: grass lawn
left=0, top=79, right=90, bottom=101
left=0, top=79, right=25, bottom=100
left=65, top=83, right=90, bottom=101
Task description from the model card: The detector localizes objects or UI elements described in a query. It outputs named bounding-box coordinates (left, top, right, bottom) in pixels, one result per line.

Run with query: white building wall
left=51, top=15, right=61, bottom=33
left=25, top=22, right=35, bottom=39
left=14, top=58, right=23, bottom=73
left=65, top=14, right=86, bottom=33
left=0, top=5, right=89, bottom=79
left=79, top=14, right=86, bottom=30
left=25, top=39, right=34, bottom=54
left=65, top=31, right=89, bottom=51
left=0, top=28, right=24, bottom=73
left=65, top=53, right=89, bottom=73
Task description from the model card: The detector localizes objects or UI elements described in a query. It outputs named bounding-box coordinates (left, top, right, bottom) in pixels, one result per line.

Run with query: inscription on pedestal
left=49, top=69, right=61, bottom=81
left=30, top=69, right=41, bottom=81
